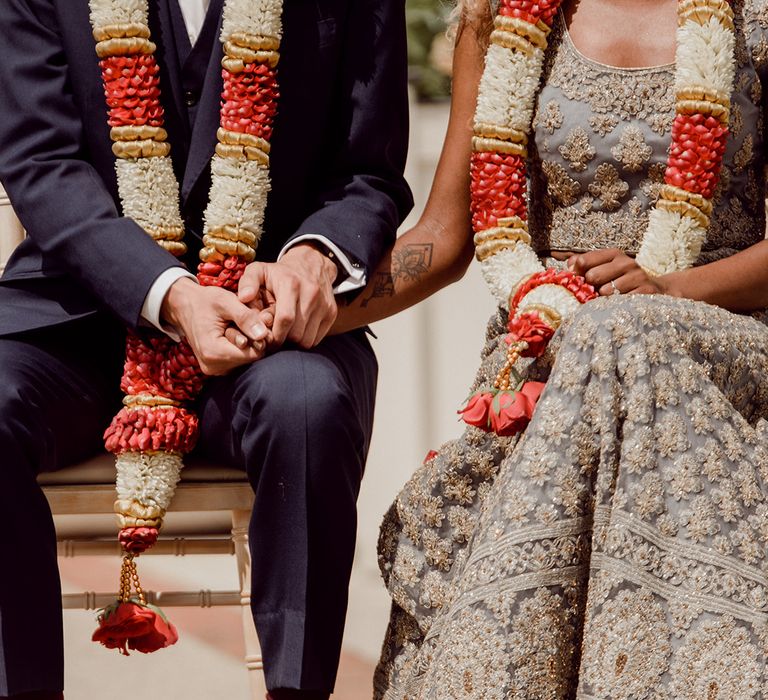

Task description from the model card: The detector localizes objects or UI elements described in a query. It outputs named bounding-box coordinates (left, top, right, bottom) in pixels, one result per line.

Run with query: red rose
left=507, top=312, right=555, bottom=357
left=459, top=392, right=494, bottom=429
left=519, top=380, right=546, bottom=404
left=488, top=381, right=546, bottom=436
left=129, top=607, right=179, bottom=654
left=93, top=601, right=178, bottom=655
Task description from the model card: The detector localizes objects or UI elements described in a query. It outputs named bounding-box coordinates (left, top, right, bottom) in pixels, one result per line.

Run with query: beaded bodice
left=522, top=2, right=768, bottom=263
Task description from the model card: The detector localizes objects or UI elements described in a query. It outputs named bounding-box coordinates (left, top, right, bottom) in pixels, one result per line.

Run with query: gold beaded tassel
left=118, top=554, right=147, bottom=606
left=493, top=340, right=527, bottom=392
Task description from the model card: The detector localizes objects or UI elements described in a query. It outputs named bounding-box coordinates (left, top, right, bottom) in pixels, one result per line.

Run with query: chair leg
left=232, top=509, right=267, bottom=700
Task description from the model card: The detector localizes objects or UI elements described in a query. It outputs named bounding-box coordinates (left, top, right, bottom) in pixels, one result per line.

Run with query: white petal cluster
left=204, top=156, right=270, bottom=244
left=116, top=157, right=184, bottom=233
left=636, top=208, right=707, bottom=275
left=674, top=17, right=735, bottom=96
left=116, top=451, right=184, bottom=512
left=475, top=44, right=545, bottom=132
left=519, top=283, right=581, bottom=320
left=222, top=0, right=283, bottom=41
left=480, top=242, right=544, bottom=306
left=89, top=0, right=148, bottom=30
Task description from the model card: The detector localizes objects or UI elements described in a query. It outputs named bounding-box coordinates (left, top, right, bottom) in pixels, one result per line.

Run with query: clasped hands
left=564, top=247, right=669, bottom=297
left=161, top=243, right=338, bottom=376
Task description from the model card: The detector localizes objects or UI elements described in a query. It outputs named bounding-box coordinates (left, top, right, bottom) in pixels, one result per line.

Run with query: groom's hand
left=238, top=243, right=338, bottom=349
left=161, top=277, right=269, bottom=376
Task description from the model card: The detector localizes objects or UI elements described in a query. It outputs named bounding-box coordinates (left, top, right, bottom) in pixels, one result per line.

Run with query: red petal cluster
left=100, top=54, right=164, bottom=127
left=121, top=334, right=163, bottom=396
left=93, top=601, right=178, bottom=655
left=510, top=269, right=597, bottom=313
left=158, top=341, right=205, bottom=401
left=198, top=255, right=247, bottom=290
left=119, top=527, right=159, bottom=554
left=121, top=335, right=203, bottom=403
left=220, top=65, right=279, bottom=141
left=104, top=405, right=198, bottom=454
left=423, top=450, right=439, bottom=464
left=497, top=0, right=564, bottom=27
left=507, top=311, right=555, bottom=357
left=470, top=151, right=527, bottom=232
left=459, top=382, right=546, bottom=436
left=665, top=113, right=728, bottom=200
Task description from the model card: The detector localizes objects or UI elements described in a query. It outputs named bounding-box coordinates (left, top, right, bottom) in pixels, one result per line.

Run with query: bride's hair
left=449, top=0, right=494, bottom=43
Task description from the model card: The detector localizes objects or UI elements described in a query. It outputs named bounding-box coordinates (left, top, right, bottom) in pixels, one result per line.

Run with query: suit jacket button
left=185, top=90, right=199, bottom=107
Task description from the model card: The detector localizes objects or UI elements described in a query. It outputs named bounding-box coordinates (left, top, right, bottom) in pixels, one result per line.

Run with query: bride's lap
left=376, top=294, right=768, bottom=700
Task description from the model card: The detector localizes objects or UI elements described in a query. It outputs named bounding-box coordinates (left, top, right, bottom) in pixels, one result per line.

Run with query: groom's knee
left=235, top=349, right=366, bottom=484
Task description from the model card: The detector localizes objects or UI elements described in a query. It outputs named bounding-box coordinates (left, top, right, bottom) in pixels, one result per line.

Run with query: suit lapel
left=181, top=4, right=224, bottom=203
left=152, top=0, right=190, bottom=147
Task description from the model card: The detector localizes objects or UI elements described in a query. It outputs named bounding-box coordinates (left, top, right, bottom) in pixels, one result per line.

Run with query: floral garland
left=88, top=0, right=283, bottom=653
left=461, top=0, right=735, bottom=435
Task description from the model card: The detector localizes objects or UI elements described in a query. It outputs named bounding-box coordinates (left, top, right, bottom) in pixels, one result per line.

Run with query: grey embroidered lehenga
left=375, top=3, right=768, bottom=698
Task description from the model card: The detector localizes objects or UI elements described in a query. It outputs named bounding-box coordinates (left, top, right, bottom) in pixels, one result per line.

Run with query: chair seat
left=39, top=453, right=254, bottom=518
left=37, top=452, right=248, bottom=486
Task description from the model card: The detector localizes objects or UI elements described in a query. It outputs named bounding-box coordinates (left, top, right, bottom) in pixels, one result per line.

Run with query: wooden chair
left=1, top=185, right=266, bottom=698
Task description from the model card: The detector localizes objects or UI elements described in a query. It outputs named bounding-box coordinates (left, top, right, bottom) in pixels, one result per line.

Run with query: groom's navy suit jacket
left=0, top=0, right=412, bottom=336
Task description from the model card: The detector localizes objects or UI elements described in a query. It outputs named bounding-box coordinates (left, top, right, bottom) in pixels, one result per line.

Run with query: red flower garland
left=497, top=0, right=561, bottom=25
left=470, top=151, right=528, bottom=231
left=665, top=113, right=729, bottom=199
left=92, top=2, right=284, bottom=653
left=101, top=55, right=164, bottom=127
left=461, top=271, right=597, bottom=437
left=220, top=64, right=280, bottom=141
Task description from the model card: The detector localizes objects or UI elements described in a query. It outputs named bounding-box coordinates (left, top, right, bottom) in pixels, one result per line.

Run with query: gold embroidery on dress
left=611, top=126, right=653, bottom=172
left=581, top=588, right=671, bottom=697
left=559, top=126, right=596, bottom=172
left=668, top=616, right=763, bottom=699
left=537, top=99, right=565, bottom=134
left=589, top=113, right=619, bottom=136
left=733, top=132, right=755, bottom=171
left=588, top=163, right=629, bottom=211
left=541, top=160, right=581, bottom=206
left=639, top=162, right=667, bottom=203
left=547, top=21, right=676, bottom=134
left=730, top=100, right=745, bottom=135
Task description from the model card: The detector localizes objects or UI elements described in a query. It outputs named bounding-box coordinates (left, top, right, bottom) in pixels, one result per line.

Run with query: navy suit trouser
left=0, top=318, right=377, bottom=697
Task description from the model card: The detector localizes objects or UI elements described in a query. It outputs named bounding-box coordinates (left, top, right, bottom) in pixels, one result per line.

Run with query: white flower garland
left=89, top=0, right=283, bottom=531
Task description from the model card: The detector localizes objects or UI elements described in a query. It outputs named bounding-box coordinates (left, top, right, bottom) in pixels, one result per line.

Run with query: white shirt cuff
left=140, top=267, right=197, bottom=340
left=278, top=235, right=367, bottom=294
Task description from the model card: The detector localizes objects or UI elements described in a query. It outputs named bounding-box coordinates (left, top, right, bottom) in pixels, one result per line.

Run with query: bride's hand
left=567, top=248, right=666, bottom=296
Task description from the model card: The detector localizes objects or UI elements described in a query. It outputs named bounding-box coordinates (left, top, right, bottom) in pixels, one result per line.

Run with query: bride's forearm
left=332, top=15, right=488, bottom=335
left=661, top=239, right=768, bottom=312
left=332, top=217, right=475, bottom=334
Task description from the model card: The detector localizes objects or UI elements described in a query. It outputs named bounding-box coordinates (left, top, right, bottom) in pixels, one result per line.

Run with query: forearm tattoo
left=392, top=243, right=434, bottom=282
left=361, top=272, right=395, bottom=308
left=360, top=243, right=434, bottom=308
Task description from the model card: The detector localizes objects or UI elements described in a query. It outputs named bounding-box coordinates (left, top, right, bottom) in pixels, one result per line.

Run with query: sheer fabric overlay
left=375, top=2, right=768, bottom=698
